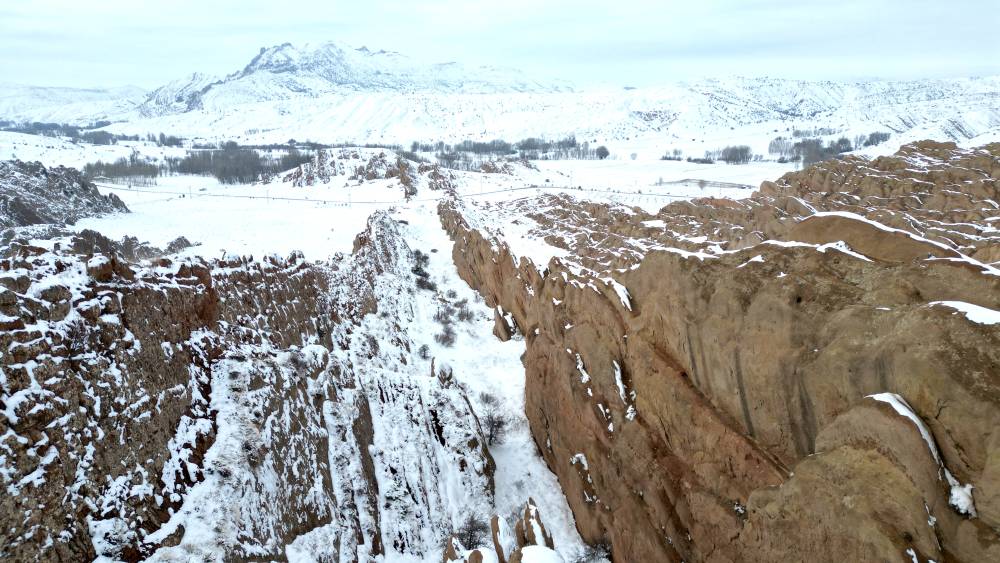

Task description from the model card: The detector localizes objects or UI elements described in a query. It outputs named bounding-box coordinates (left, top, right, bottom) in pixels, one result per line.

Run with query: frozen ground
left=0, top=131, right=186, bottom=170
left=76, top=155, right=762, bottom=261
left=392, top=201, right=588, bottom=559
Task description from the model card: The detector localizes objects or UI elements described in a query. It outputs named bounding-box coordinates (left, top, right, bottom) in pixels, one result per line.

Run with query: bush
left=435, top=324, right=456, bottom=347
left=456, top=299, right=474, bottom=322
left=412, top=249, right=436, bottom=291
left=454, top=515, right=490, bottom=549
left=479, top=393, right=512, bottom=446
left=686, top=157, right=714, bottom=164
left=434, top=305, right=454, bottom=324
left=595, top=146, right=610, bottom=160
left=793, top=136, right=855, bottom=166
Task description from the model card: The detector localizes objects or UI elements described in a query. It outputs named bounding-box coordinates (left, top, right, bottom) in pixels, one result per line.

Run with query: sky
left=2, top=0, right=998, bottom=89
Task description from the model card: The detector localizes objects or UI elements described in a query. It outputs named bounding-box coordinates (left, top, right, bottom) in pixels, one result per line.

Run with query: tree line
left=768, top=131, right=891, bottom=165
left=410, top=136, right=610, bottom=166
left=83, top=145, right=314, bottom=185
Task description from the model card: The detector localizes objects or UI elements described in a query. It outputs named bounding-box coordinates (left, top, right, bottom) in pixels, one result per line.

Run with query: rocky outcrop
left=2, top=213, right=495, bottom=560
left=0, top=160, right=128, bottom=228
left=439, top=142, right=1000, bottom=561
left=283, top=149, right=347, bottom=187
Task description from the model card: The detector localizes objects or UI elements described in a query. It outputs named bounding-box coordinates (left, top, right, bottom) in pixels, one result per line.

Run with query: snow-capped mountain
left=136, top=41, right=573, bottom=117
left=0, top=82, right=146, bottom=124
left=0, top=41, right=998, bottom=157
left=112, top=74, right=1000, bottom=159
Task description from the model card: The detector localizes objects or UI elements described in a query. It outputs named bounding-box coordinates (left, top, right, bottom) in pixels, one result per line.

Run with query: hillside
left=0, top=159, right=127, bottom=229
left=0, top=83, right=146, bottom=124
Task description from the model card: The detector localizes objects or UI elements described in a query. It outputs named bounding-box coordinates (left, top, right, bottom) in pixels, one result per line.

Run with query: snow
left=573, top=354, right=592, bottom=384
left=604, top=278, right=632, bottom=311
left=77, top=176, right=396, bottom=259
left=518, top=545, right=565, bottom=563
left=867, top=393, right=977, bottom=517
left=390, top=202, right=588, bottom=559
left=929, top=301, right=1000, bottom=325
left=737, top=254, right=765, bottom=268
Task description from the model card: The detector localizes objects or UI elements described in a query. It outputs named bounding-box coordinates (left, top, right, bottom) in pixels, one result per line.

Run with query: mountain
left=116, top=74, right=1000, bottom=158
left=0, top=83, right=146, bottom=124
left=0, top=41, right=998, bottom=156
left=441, top=140, right=1000, bottom=561
left=136, top=41, right=573, bottom=117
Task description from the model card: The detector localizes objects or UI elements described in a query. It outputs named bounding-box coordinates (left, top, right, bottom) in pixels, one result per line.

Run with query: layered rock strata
left=440, top=141, right=1000, bottom=561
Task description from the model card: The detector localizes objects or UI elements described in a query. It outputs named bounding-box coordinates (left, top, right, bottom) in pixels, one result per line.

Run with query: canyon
left=1, top=141, right=999, bottom=562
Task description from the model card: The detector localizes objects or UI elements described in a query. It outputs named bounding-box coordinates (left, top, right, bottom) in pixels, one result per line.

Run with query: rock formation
left=0, top=160, right=127, bottom=228
left=1, top=212, right=495, bottom=560
left=439, top=141, right=1000, bottom=561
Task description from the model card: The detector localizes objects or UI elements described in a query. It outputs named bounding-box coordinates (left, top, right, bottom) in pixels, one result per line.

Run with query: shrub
left=452, top=299, right=474, bottom=322
left=412, top=249, right=436, bottom=290
left=454, top=515, right=490, bottom=549
left=595, top=146, right=610, bottom=160
left=434, top=304, right=455, bottom=324
left=864, top=131, right=891, bottom=147
left=435, top=324, right=456, bottom=347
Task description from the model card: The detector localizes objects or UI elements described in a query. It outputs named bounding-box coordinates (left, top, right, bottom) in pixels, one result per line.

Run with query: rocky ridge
left=282, top=148, right=456, bottom=195
left=0, top=213, right=496, bottom=560
left=0, top=160, right=127, bottom=229
left=439, top=141, right=1000, bottom=561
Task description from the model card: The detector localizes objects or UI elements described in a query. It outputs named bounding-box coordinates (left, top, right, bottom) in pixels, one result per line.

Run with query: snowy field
left=75, top=156, right=765, bottom=260
left=533, top=158, right=797, bottom=190
left=0, top=131, right=186, bottom=170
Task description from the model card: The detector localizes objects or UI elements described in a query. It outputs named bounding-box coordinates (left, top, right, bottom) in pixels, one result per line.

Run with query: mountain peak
left=135, top=40, right=573, bottom=116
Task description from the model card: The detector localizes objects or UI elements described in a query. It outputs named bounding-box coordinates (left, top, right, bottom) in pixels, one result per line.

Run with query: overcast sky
left=2, top=0, right=998, bottom=89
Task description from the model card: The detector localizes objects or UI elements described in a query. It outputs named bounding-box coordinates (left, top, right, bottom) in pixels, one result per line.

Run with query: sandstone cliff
left=439, top=141, right=1000, bottom=561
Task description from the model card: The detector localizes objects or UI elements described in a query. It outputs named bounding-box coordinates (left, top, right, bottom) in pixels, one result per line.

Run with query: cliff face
left=439, top=141, right=1000, bottom=561
left=0, top=160, right=127, bottom=229
left=1, top=214, right=495, bottom=560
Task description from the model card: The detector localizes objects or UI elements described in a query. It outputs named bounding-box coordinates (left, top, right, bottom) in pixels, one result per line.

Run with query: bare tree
left=454, top=515, right=490, bottom=548
left=479, top=393, right=512, bottom=446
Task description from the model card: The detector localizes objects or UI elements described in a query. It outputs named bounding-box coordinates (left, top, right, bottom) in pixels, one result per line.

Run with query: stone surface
left=439, top=141, right=1000, bottom=562
left=0, top=159, right=128, bottom=228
